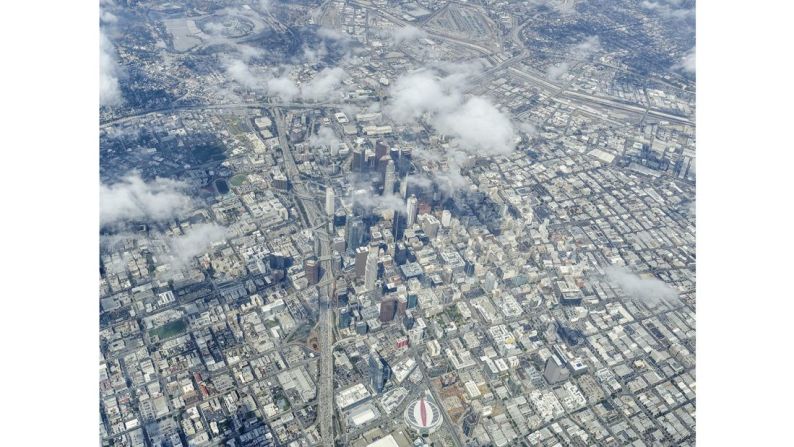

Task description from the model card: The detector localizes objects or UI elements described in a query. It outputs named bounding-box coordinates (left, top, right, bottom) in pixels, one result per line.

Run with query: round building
left=403, top=396, right=443, bottom=435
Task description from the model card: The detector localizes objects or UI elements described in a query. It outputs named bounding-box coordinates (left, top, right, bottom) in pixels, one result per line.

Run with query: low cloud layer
left=100, top=173, right=195, bottom=226
left=387, top=68, right=516, bottom=156
left=309, top=126, right=342, bottom=149
left=674, top=47, right=696, bottom=74
left=391, top=25, right=426, bottom=45
left=546, top=36, right=601, bottom=81
left=223, top=60, right=346, bottom=102
left=605, top=266, right=679, bottom=306
left=641, top=0, right=695, bottom=20
left=434, top=96, right=516, bottom=156
left=100, top=19, right=123, bottom=107
left=300, top=67, right=347, bottom=101
left=351, top=189, right=405, bottom=212
left=168, top=223, right=229, bottom=268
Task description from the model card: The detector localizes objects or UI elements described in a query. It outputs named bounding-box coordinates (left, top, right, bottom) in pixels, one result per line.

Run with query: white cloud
left=300, top=67, right=347, bottom=101
left=224, top=58, right=260, bottom=89
left=351, top=189, right=405, bottom=212
left=433, top=96, right=516, bottom=156
left=404, top=174, right=434, bottom=189
left=605, top=266, right=679, bottom=306
left=674, top=47, right=696, bottom=74
left=546, top=36, right=600, bottom=81
left=100, top=173, right=195, bottom=226
left=222, top=61, right=345, bottom=102
left=518, top=121, right=539, bottom=137
left=387, top=68, right=516, bottom=155
left=391, top=25, right=426, bottom=45
left=573, top=36, right=601, bottom=57
left=267, top=75, right=300, bottom=101
left=386, top=70, right=463, bottom=123
left=641, top=0, right=695, bottom=20
left=100, top=28, right=123, bottom=107
left=317, top=27, right=350, bottom=42
left=167, top=223, right=229, bottom=268
left=309, top=126, right=342, bottom=149
left=546, top=62, right=571, bottom=81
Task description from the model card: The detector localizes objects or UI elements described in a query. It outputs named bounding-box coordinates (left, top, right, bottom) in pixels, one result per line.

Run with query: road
left=272, top=108, right=336, bottom=447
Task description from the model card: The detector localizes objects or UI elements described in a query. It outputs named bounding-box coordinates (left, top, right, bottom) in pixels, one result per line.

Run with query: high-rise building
left=333, top=209, right=347, bottom=227
left=332, top=236, right=346, bottom=253
left=406, top=292, right=418, bottom=309
left=375, top=140, right=389, bottom=160
left=406, top=195, right=418, bottom=226
left=355, top=246, right=369, bottom=281
left=394, top=242, right=408, bottom=265
left=379, top=298, right=397, bottom=322
left=368, top=349, right=390, bottom=393
left=346, top=217, right=366, bottom=252
left=461, top=407, right=480, bottom=437
left=483, top=271, right=497, bottom=292
left=383, top=160, right=396, bottom=196
left=441, top=210, right=452, bottom=227
left=338, top=307, right=352, bottom=328
left=398, top=146, right=412, bottom=177
left=389, top=145, right=399, bottom=160
left=396, top=295, right=408, bottom=318
left=352, top=147, right=366, bottom=172
left=364, top=246, right=379, bottom=291
left=403, top=309, right=415, bottom=330
left=392, top=212, right=407, bottom=240
left=304, top=257, right=320, bottom=286
left=325, top=187, right=335, bottom=216
left=543, top=354, right=570, bottom=385
left=421, top=215, right=440, bottom=238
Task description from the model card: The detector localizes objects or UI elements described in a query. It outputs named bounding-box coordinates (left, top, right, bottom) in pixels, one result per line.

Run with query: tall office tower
left=421, top=215, right=440, bottom=239
left=399, top=146, right=412, bottom=177
left=461, top=407, right=480, bottom=437
left=406, top=292, right=418, bottom=309
left=394, top=242, right=408, bottom=265
left=375, top=140, right=389, bottom=160
left=332, top=251, right=343, bottom=273
left=543, top=354, right=570, bottom=385
left=390, top=146, right=400, bottom=163
left=406, top=195, right=418, bottom=226
left=338, top=307, right=352, bottom=328
left=392, top=212, right=407, bottom=241
left=364, top=246, right=379, bottom=291
left=379, top=298, right=397, bottom=322
left=355, top=246, right=369, bottom=281
left=352, top=147, right=366, bottom=172
left=402, top=309, right=415, bottom=330
left=368, top=349, right=390, bottom=393
left=483, top=271, right=497, bottom=292
left=397, top=295, right=408, bottom=318
left=383, top=160, right=396, bottom=195
left=333, top=209, right=347, bottom=227
left=441, top=209, right=452, bottom=227
left=325, top=187, right=335, bottom=216
left=332, top=236, right=346, bottom=253
left=346, top=217, right=365, bottom=251
left=400, top=175, right=409, bottom=199
left=352, top=189, right=369, bottom=215
left=365, top=148, right=377, bottom=171
left=304, top=257, right=320, bottom=286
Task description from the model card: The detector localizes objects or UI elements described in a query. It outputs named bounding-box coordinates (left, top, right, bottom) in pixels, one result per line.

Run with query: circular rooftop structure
left=403, top=396, right=443, bottom=435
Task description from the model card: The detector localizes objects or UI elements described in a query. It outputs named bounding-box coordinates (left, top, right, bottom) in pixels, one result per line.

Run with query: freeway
left=100, top=100, right=348, bottom=128
left=272, top=108, right=336, bottom=447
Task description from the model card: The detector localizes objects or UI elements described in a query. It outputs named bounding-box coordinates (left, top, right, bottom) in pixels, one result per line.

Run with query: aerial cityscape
left=99, top=1, right=696, bottom=446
